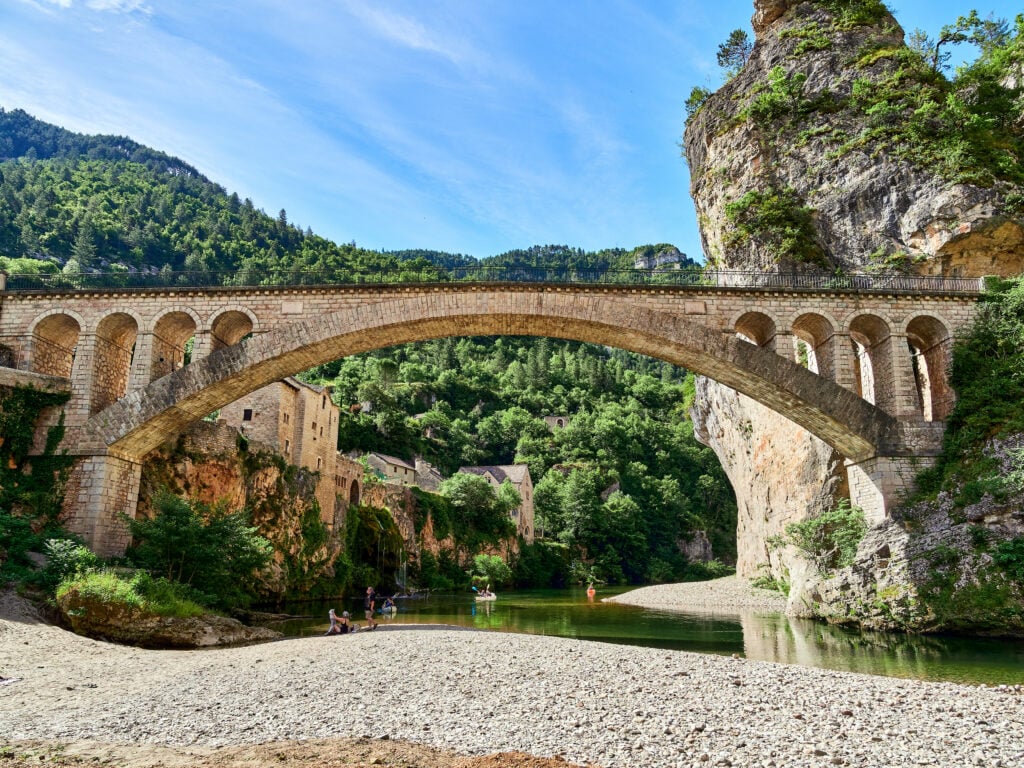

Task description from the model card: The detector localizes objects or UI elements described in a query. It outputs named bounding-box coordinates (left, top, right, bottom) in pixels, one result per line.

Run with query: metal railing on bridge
left=0, top=266, right=986, bottom=295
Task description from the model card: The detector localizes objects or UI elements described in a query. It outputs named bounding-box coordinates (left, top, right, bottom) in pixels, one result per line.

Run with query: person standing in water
left=364, top=586, right=378, bottom=630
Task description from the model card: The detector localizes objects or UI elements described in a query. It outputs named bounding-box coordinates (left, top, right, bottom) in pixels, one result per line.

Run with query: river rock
left=57, top=586, right=281, bottom=648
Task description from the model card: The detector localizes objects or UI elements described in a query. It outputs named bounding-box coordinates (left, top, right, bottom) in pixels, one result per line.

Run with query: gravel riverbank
left=1, top=591, right=1021, bottom=768
left=606, top=575, right=788, bottom=614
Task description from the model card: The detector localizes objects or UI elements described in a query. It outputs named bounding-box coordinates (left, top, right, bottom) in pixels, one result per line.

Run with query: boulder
left=57, top=587, right=281, bottom=648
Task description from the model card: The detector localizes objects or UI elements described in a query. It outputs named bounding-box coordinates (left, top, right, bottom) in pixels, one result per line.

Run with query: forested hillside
left=305, top=337, right=736, bottom=583
left=0, top=108, right=438, bottom=280
left=0, top=108, right=734, bottom=585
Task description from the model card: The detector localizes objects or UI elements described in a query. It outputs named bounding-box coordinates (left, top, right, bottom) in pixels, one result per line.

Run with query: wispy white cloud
left=86, top=0, right=149, bottom=12
left=338, top=0, right=476, bottom=66
left=32, top=0, right=148, bottom=10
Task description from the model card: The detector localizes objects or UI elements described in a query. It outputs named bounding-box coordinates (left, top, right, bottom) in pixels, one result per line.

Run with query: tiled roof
left=458, top=464, right=529, bottom=484
left=371, top=452, right=416, bottom=471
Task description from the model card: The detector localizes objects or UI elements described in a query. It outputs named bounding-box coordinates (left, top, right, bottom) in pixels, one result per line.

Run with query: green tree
left=126, top=488, right=273, bottom=609
left=440, top=472, right=517, bottom=554
left=469, top=553, right=512, bottom=588
left=717, top=29, right=753, bottom=77
left=685, top=86, right=712, bottom=120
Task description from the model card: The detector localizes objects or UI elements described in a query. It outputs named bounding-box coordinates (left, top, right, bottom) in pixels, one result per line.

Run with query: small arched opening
left=791, top=312, right=835, bottom=378
left=209, top=310, right=255, bottom=353
left=906, top=315, right=953, bottom=421
left=349, top=480, right=361, bottom=506
left=90, top=312, right=139, bottom=414
left=151, top=311, right=198, bottom=382
left=31, top=313, right=81, bottom=377
left=848, top=314, right=894, bottom=412
left=734, top=311, right=777, bottom=349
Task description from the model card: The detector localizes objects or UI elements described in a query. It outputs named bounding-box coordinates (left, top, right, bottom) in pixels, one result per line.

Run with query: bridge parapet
left=0, top=267, right=986, bottom=295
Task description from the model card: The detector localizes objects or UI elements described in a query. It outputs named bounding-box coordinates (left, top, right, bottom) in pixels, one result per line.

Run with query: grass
left=57, top=570, right=207, bottom=618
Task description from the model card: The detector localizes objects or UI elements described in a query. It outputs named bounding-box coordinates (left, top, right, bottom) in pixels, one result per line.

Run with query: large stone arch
left=86, top=291, right=898, bottom=463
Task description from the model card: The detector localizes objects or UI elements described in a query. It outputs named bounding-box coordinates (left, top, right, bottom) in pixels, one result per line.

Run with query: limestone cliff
left=691, top=377, right=846, bottom=579
left=686, top=0, right=1024, bottom=275
left=139, top=422, right=345, bottom=601
left=684, top=0, right=1024, bottom=625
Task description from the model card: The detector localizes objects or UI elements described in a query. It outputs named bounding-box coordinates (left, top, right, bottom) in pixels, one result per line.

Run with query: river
left=269, top=587, right=1024, bottom=686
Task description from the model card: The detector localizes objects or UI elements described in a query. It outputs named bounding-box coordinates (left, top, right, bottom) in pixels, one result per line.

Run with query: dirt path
left=1, top=738, right=586, bottom=768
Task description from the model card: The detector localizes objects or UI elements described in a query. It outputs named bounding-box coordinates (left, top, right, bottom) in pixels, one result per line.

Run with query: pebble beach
left=2, top=582, right=1022, bottom=768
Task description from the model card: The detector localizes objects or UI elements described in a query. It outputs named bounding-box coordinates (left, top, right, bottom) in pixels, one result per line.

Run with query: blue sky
left=1, top=1, right=1019, bottom=260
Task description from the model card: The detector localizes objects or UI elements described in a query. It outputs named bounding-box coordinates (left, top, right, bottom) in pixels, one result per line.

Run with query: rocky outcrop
left=140, top=422, right=344, bottom=601
left=57, top=587, right=281, bottom=648
left=793, top=436, right=1024, bottom=635
left=751, top=0, right=795, bottom=35
left=686, top=0, right=1024, bottom=273
left=692, top=377, right=846, bottom=578
left=684, top=0, right=1024, bottom=626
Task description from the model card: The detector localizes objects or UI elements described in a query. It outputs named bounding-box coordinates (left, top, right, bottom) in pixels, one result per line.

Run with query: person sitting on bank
left=339, top=611, right=355, bottom=633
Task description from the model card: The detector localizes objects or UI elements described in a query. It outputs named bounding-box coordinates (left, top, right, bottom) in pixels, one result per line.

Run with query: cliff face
left=692, top=377, right=846, bottom=579
left=684, top=0, right=1024, bottom=622
left=139, top=422, right=344, bottom=600
left=686, top=0, right=1024, bottom=274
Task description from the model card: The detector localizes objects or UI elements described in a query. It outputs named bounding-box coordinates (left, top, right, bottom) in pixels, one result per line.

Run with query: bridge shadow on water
left=266, top=588, right=1024, bottom=686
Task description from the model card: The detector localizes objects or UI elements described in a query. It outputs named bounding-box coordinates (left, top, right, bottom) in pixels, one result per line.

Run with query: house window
left=319, top=426, right=324, bottom=437
left=316, top=457, right=323, bottom=470
left=322, top=395, right=327, bottom=409
left=242, top=408, right=253, bottom=421
left=284, top=439, right=291, bottom=453
left=283, top=413, right=290, bottom=424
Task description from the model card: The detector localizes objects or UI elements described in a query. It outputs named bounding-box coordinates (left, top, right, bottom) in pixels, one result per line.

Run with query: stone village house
left=220, top=381, right=529, bottom=550
left=219, top=377, right=363, bottom=528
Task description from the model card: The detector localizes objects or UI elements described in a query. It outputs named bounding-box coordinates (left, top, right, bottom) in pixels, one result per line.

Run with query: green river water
left=271, top=587, right=1024, bottom=686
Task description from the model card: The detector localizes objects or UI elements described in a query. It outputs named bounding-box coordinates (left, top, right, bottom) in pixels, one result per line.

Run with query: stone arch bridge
left=0, top=270, right=983, bottom=555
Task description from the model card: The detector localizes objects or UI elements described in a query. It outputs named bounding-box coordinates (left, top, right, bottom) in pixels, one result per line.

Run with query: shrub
left=818, top=0, right=891, bottom=29
left=38, top=538, right=99, bottom=594
left=994, top=538, right=1024, bottom=585
left=513, top=540, right=570, bottom=588
left=776, top=499, right=868, bottom=572
left=680, top=559, right=735, bottom=582
left=469, top=553, right=512, bottom=589
left=57, top=570, right=206, bottom=617
left=724, top=186, right=825, bottom=265
left=685, top=87, right=712, bottom=121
